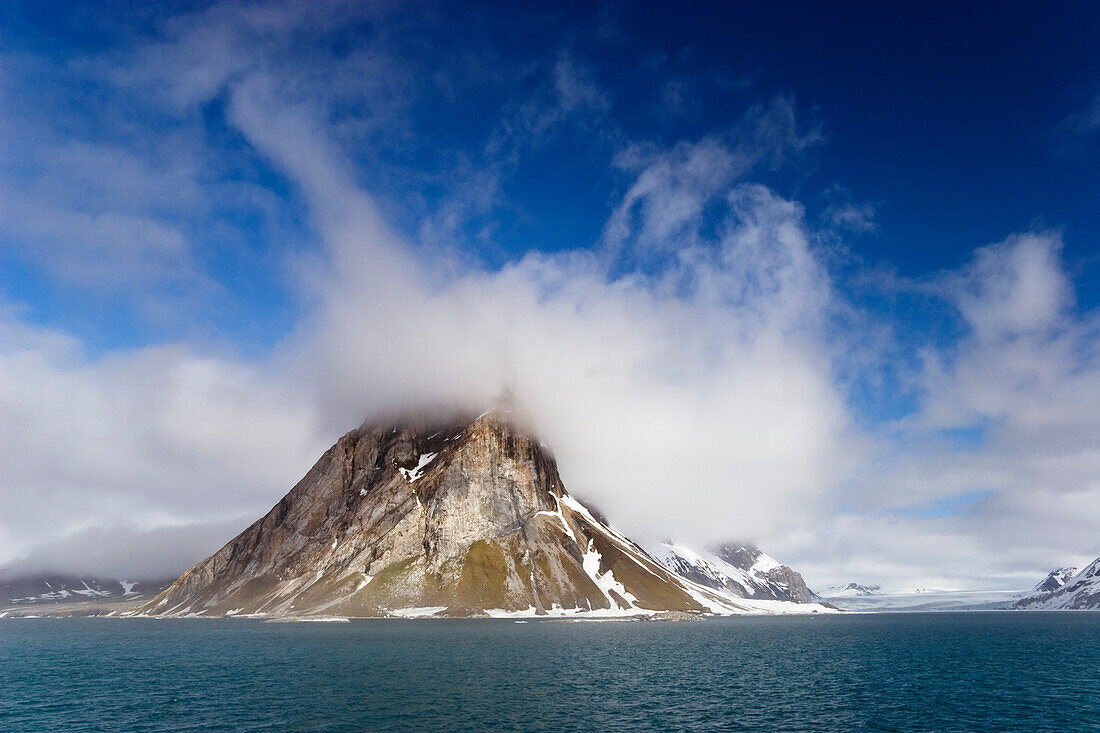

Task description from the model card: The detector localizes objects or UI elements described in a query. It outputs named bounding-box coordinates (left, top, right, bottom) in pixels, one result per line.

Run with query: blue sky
left=5, top=1, right=1099, bottom=352
left=2, top=1, right=1099, bottom=588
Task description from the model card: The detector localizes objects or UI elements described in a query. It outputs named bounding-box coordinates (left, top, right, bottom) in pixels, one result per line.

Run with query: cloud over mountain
left=1, top=2, right=1097, bottom=590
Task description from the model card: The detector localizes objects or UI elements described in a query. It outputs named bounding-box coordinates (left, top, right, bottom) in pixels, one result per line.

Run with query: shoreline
left=4, top=605, right=1094, bottom=620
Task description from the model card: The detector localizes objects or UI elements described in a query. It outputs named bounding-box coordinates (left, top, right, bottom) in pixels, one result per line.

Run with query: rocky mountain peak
left=1015, top=557, right=1100, bottom=610
left=1029, top=566, right=1078, bottom=595
left=653, top=541, right=817, bottom=604
left=712, top=543, right=764, bottom=571
left=140, top=408, right=782, bottom=618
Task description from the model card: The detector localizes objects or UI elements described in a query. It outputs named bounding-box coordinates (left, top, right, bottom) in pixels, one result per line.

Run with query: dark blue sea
left=2, top=613, right=1098, bottom=732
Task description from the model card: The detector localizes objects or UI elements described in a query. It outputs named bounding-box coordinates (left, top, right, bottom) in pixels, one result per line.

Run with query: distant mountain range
left=0, top=575, right=170, bottom=607
left=823, top=583, right=881, bottom=598
left=818, top=560, right=1100, bottom=612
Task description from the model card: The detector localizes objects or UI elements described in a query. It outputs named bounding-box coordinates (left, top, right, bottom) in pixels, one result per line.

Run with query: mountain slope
left=654, top=542, right=816, bottom=603
left=1026, top=567, right=1077, bottom=595
left=140, top=411, right=824, bottom=618
left=1015, top=558, right=1100, bottom=610
left=0, top=575, right=170, bottom=607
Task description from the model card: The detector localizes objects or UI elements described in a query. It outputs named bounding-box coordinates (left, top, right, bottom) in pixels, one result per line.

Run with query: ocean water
left=2, top=613, right=1098, bottom=732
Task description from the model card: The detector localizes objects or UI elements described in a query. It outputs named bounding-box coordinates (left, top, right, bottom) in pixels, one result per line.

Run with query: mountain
left=819, top=582, right=1030, bottom=612
left=819, top=563, right=1100, bottom=612
left=1015, top=558, right=1100, bottom=610
left=1026, top=567, right=1077, bottom=595
left=0, top=574, right=170, bottom=607
left=823, top=583, right=882, bottom=598
left=654, top=542, right=816, bottom=602
left=139, top=411, right=836, bottom=619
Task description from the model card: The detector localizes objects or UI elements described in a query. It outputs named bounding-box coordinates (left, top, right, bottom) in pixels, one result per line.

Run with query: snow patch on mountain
left=582, top=539, right=637, bottom=610
left=398, top=452, right=438, bottom=482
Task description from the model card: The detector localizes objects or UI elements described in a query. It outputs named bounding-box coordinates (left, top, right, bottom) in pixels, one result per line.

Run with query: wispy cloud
left=821, top=185, right=877, bottom=234
left=1054, top=89, right=1100, bottom=157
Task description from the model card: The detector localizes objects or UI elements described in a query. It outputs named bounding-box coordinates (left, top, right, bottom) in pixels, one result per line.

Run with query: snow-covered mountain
left=817, top=561, right=1100, bottom=612
left=1015, top=558, right=1100, bottom=610
left=817, top=587, right=1021, bottom=612
left=0, top=575, right=170, bottom=606
left=654, top=542, right=816, bottom=603
left=1026, top=567, right=1077, bottom=595
left=823, top=583, right=882, bottom=598
left=136, top=410, right=836, bottom=619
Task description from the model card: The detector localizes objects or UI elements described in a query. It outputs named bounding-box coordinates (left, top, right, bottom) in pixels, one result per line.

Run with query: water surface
left=2, top=613, right=1098, bottom=732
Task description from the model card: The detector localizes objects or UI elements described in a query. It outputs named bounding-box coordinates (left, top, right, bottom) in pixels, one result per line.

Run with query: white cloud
left=0, top=135, right=210, bottom=294
left=1, top=53, right=858, bottom=574
left=947, top=232, right=1072, bottom=342
left=821, top=232, right=1100, bottom=590
left=820, top=185, right=877, bottom=235
left=826, top=202, right=877, bottom=234
left=0, top=307, right=328, bottom=573
left=220, top=76, right=857, bottom=553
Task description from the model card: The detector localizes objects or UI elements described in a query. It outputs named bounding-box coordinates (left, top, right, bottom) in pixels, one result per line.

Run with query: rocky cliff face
left=141, top=411, right=760, bottom=618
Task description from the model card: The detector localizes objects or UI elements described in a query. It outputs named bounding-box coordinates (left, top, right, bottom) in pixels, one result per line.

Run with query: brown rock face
left=142, top=411, right=711, bottom=617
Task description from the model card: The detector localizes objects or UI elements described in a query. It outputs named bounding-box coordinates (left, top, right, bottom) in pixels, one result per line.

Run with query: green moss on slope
left=455, top=540, right=511, bottom=609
